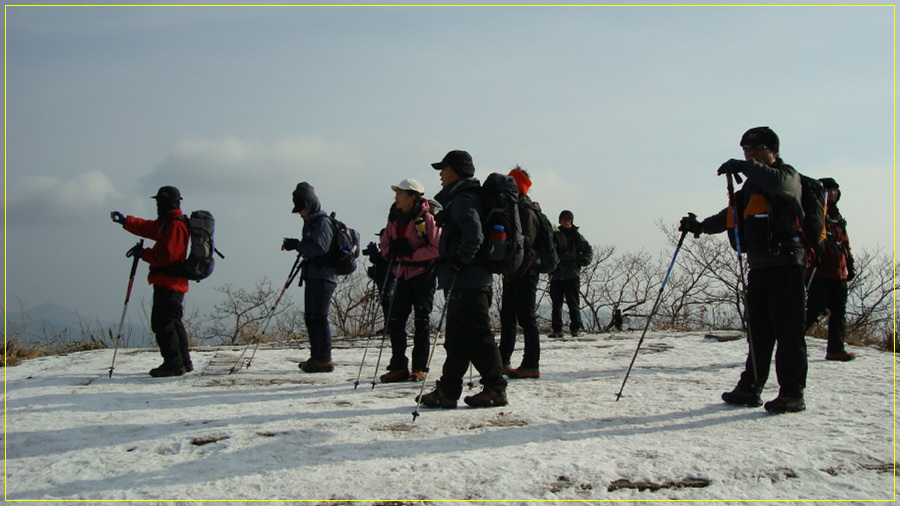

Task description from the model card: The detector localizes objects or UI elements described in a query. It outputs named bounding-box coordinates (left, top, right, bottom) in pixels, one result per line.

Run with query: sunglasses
left=741, top=144, right=769, bottom=152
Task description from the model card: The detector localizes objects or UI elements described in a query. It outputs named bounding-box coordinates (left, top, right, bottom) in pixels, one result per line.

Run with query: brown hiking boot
left=299, top=359, right=334, bottom=373
left=507, top=366, right=540, bottom=379
left=825, top=351, right=856, bottom=362
left=380, top=368, right=410, bottom=383
left=410, top=370, right=426, bottom=382
left=464, top=386, right=508, bottom=407
left=149, top=364, right=185, bottom=378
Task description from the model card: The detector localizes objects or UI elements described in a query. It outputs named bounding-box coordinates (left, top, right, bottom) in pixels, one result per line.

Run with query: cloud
left=6, top=170, right=123, bottom=225
left=144, top=135, right=366, bottom=197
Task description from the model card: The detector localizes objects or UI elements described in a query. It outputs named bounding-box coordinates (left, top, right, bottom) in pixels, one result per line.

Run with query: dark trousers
left=737, top=265, right=808, bottom=398
left=499, top=271, right=540, bottom=368
left=550, top=278, right=583, bottom=333
left=387, top=273, right=436, bottom=372
left=439, top=285, right=507, bottom=400
left=151, top=286, right=190, bottom=369
left=304, top=278, right=337, bottom=363
left=806, top=277, right=849, bottom=354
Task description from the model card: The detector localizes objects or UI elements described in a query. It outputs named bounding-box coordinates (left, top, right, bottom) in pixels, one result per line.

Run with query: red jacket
left=815, top=206, right=852, bottom=280
left=123, top=210, right=190, bottom=293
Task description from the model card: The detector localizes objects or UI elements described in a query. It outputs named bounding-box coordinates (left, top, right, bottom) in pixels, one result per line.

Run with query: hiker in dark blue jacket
left=282, top=182, right=337, bottom=373
left=416, top=150, right=508, bottom=409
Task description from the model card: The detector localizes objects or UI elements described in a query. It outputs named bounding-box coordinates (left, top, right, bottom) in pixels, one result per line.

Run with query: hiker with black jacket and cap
left=549, top=210, right=593, bottom=338
left=806, top=177, right=856, bottom=362
left=111, top=186, right=192, bottom=377
left=679, top=126, right=808, bottom=414
left=282, top=182, right=337, bottom=373
left=416, top=150, right=508, bottom=409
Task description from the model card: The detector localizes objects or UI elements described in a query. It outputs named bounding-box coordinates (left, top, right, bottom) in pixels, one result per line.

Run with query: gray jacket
left=293, top=183, right=337, bottom=280
left=700, top=158, right=805, bottom=270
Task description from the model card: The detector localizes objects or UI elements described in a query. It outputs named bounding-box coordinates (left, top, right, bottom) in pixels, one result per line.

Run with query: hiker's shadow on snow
left=8, top=403, right=766, bottom=500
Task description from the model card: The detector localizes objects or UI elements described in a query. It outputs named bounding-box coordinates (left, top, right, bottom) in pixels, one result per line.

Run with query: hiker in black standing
left=378, top=178, right=441, bottom=383
left=282, top=182, right=337, bottom=373
left=417, top=150, right=508, bottom=408
left=499, top=166, right=542, bottom=379
left=549, top=210, right=593, bottom=338
left=806, top=177, right=856, bottom=362
left=679, top=126, right=808, bottom=414
left=111, top=186, right=192, bottom=377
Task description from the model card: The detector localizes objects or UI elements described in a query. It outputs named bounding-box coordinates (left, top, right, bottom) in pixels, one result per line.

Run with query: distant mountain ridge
left=5, top=302, right=145, bottom=346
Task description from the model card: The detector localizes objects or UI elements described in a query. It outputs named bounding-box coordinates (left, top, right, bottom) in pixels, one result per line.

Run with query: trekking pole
left=412, top=271, right=458, bottom=422
left=370, top=260, right=402, bottom=389
left=353, top=255, right=395, bottom=389
left=726, top=172, right=758, bottom=386
left=230, top=253, right=304, bottom=374
left=109, top=239, right=143, bottom=378
left=615, top=227, right=689, bottom=400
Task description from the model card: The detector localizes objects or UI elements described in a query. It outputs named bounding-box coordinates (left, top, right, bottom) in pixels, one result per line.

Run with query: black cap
left=559, top=210, right=574, bottom=222
left=740, top=126, right=779, bottom=153
left=431, top=150, right=475, bottom=178
left=151, top=186, right=182, bottom=201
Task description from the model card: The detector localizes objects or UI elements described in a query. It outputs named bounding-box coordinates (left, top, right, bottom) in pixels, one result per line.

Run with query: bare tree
left=329, top=270, right=382, bottom=338
left=204, top=279, right=291, bottom=345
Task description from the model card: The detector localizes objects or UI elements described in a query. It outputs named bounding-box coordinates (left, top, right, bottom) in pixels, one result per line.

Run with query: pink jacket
left=380, top=199, right=440, bottom=280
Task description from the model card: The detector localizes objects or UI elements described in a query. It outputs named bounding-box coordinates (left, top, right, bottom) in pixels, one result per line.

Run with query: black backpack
left=479, top=173, right=524, bottom=274
left=178, top=210, right=223, bottom=281
left=797, top=174, right=827, bottom=266
left=324, top=213, right=361, bottom=276
left=527, top=200, right=559, bottom=274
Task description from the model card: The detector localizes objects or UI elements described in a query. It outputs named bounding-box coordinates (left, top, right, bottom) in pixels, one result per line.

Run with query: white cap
left=391, top=178, right=425, bottom=195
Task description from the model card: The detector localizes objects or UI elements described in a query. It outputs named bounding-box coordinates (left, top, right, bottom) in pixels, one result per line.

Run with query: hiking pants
left=499, top=270, right=541, bottom=369
left=439, top=285, right=507, bottom=400
left=151, top=285, right=190, bottom=369
left=737, top=265, right=808, bottom=398
left=550, top=278, right=583, bottom=333
left=387, top=273, right=437, bottom=372
left=806, top=277, right=849, bottom=354
left=304, top=277, right=337, bottom=363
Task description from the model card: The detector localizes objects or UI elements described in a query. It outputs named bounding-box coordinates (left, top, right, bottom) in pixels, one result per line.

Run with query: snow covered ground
left=4, top=330, right=897, bottom=504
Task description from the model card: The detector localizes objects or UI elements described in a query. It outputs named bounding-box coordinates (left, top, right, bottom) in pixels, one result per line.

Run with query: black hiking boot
left=764, top=396, right=806, bottom=414
left=149, top=364, right=185, bottom=378
left=183, top=361, right=194, bottom=373
left=416, top=381, right=457, bottom=409
left=721, top=388, right=763, bottom=407
left=464, top=386, right=508, bottom=408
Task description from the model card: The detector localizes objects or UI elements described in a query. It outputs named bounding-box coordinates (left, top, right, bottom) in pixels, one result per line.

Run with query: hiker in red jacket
left=806, top=177, right=856, bottom=362
left=111, top=186, right=192, bottom=377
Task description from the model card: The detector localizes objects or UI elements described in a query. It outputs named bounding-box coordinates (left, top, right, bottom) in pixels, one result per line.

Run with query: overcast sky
left=4, top=4, right=895, bottom=327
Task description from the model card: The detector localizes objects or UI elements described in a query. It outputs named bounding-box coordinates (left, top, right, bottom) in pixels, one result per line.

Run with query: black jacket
left=433, top=177, right=493, bottom=289
left=551, top=225, right=592, bottom=281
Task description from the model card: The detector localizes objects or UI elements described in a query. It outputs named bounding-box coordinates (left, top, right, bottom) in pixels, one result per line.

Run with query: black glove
left=846, top=261, right=856, bottom=281
left=390, top=238, right=414, bottom=258
left=679, top=213, right=702, bottom=238
left=111, top=211, right=126, bottom=225
left=126, top=243, right=143, bottom=258
left=282, top=238, right=301, bottom=251
left=717, top=159, right=744, bottom=176
left=363, top=241, right=381, bottom=258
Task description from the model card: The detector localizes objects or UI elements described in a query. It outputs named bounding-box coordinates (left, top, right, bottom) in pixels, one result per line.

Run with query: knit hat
left=819, top=177, right=839, bottom=190
left=740, top=126, right=780, bottom=153
left=508, top=167, right=532, bottom=196
left=431, top=150, right=475, bottom=178
left=559, top=210, right=574, bottom=222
